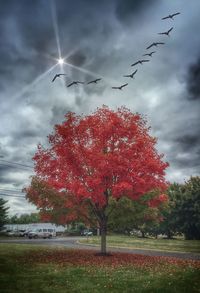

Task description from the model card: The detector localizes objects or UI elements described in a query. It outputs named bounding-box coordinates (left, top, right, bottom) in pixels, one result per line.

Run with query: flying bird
left=158, top=27, right=173, bottom=36
left=162, top=12, right=180, bottom=20
left=67, top=81, right=84, bottom=87
left=52, top=73, right=66, bottom=82
left=123, top=69, right=138, bottom=78
left=143, top=51, right=156, bottom=57
left=87, top=78, right=102, bottom=84
left=146, top=42, right=165, bottom=49
left=131, top=60, right=149, bottom=66
left=112, top=83, right=128, bottom=90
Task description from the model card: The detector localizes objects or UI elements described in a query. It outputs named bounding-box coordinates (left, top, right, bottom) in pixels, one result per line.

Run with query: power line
left=0, top=163, right=33, bottom=172
left=7, top=209, right=38, bottom=213
left=0, top=191, right=25, bottom=196
left=0, top=193, right=26, bottom=199
left=0, top=188, right=23, bottom=193
left=0, top=159, right=33, bottom=169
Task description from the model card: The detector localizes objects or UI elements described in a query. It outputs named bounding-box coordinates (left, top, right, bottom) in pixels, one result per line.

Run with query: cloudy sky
left=0, top=0, right=199, bottom=215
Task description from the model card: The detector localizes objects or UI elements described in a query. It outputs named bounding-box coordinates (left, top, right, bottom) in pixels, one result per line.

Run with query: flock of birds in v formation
left=51, top=12, right=180, bottom=90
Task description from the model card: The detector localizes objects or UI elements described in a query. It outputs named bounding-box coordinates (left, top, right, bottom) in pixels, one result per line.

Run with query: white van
left=28, top=228, right=56, bottom=239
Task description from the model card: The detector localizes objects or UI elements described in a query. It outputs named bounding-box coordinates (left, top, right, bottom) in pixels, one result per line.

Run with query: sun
left=58, top=58, right=64, bottom=65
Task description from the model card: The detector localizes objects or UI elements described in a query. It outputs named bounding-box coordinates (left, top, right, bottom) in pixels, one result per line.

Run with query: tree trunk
left=100, top=220, right=107, bottom=255
left=167, top=230, right=172, bottom=239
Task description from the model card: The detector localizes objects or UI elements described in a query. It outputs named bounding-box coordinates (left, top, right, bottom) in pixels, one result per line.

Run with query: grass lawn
left=79, top=235, right=200, bottom=253
left=0, top=244, right=200, bottom=292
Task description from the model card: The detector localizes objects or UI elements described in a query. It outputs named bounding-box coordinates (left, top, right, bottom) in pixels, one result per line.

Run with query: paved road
left=1, top=237, right=200, bottom=260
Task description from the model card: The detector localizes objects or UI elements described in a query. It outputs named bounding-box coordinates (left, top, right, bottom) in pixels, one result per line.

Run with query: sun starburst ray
left=12, top=64, right=58, bottom=102
left=50, top=0, right=62, bottom=59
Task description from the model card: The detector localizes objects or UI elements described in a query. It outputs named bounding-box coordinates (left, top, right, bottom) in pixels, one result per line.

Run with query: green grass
left=0, top=244, right=200, bottom=292
left=79, top=235, right=200, bottom=253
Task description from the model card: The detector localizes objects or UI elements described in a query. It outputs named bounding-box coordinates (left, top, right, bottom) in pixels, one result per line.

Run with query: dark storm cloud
left=0, top=163, right=32, bottom=192
left=0, top=164, right=13, bottom=176
left=16, top=6, right=56, bottom=59
left=0, top=0, right=118, bottom=99
left=175, top=156, right=200, bottom=169
left=50, top=104, right=73, bottom=125
left=0, top=0, right=116, bottom=91
left=0, top=44, right=31, bottom=89
left=0, top=0, right=57, bottom=93
left=9, top=123, right=42, bottom=141
left=170, top=146, right=199, bottom=169
left=50, top=94, right=91, bottom=126
left=186, top=57, right=200, bottom=100
left=83, top=82, right=107, bottom=97
left=175, top=135, right=200, bottom=152
left=67, top=51, right=87, bottom=67
left=163, top=55, right=200, bottom=173
left=155, top=120, right=200, bottom=174
left=0, top=0, right=52, bottom=52
left=173, top=133, right=200, bottom=170
left=115, top=0, right=158, bottom=24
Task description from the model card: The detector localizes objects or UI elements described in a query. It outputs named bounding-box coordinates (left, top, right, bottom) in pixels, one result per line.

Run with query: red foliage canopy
left=32, top=106, right=169, bottom=209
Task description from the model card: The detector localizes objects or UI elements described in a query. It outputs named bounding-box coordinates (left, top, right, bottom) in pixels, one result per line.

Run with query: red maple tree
left=26, top=106, right=169, bottom=254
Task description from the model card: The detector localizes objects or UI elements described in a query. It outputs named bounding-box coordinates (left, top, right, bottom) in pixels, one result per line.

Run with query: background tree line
left=2, top=176, right=200, bottom=240
left=6, top=213, right=40, bottom=225
left=108, top=176, right=200, bottom=240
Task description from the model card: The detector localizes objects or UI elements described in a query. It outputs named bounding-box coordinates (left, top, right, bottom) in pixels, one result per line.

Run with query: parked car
left=19, top=229, right=28, bottom=237
left=66, top=229, right=80, bottom=236
left=28, top=228, right=56, bottom=239
left=81, top=229, right=93, bottom=236
left=7, top=231, right=15, bottom=236
left=7, top=230, right=21, bottom=237
left=24, top=230, right=32, bottom=237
